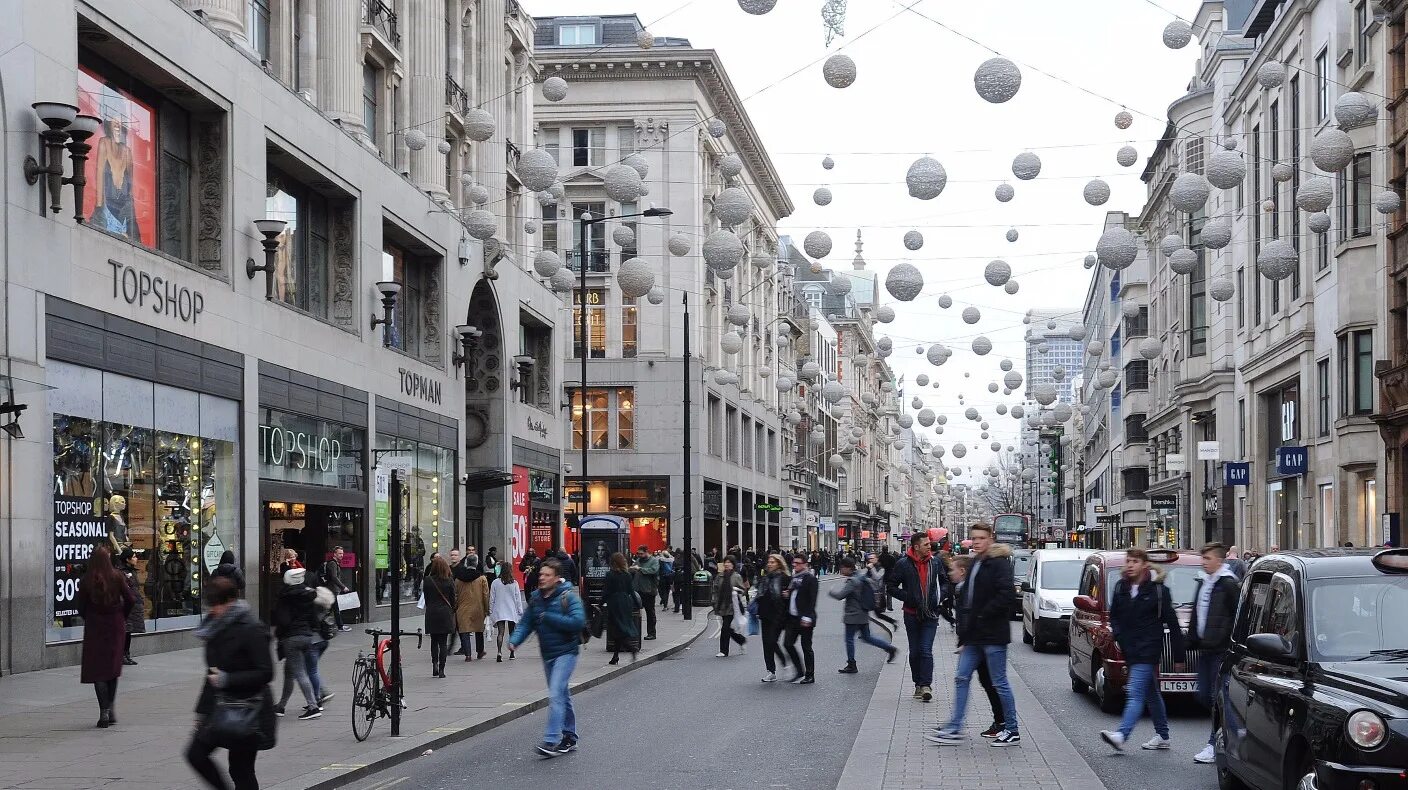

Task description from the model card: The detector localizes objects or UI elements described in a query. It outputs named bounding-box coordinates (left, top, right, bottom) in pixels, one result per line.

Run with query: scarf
left=195, top=599, right=252, bottom=642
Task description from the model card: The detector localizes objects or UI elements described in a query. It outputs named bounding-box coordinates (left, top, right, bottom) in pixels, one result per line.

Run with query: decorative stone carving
left=196, top=119, right=224, bottom=272
left=636, top=117, right=670, bottom=147
left=332, top=204, right=355, bottom=328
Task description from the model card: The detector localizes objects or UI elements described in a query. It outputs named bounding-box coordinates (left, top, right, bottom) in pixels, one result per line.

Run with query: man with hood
left=209, top=550, right=245, bottom=595
left=510, top=558, right=587, bottom=758
left=452, top=547, right=490, bottom=660
left=1187, top=542, right=1240, bottom=764
left=887, top=532, right=950, bottom=702
left=1099, top=548, right=1186, bottom=753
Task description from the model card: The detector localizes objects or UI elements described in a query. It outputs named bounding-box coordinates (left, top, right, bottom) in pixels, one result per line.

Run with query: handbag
left=201, top=693, right=273, bottom=751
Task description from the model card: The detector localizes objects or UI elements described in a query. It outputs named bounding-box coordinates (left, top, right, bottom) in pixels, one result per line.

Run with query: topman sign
left=398, top=368, right=442, bottom=406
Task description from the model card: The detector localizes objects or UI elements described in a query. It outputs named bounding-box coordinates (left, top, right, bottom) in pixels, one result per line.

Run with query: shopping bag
left=416, top=593, right=426, bottom=610
left=336, top=591, right=361, bottom=611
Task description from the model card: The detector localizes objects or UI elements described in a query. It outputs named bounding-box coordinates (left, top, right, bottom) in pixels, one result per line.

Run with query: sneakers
left=920, top=685, right=933, bottom=702
left=761, top=672, right=777, bottom=683
left=738, top=643, right=746, bottom=656
left=555, top=737, right=578, bottom=754
left=297, top=706, right=322, bottom=720
left=980, top=723, right=1005, bottom=738
left=913, top=685, right=924, bottom=699
left=535, top=743, right=561, bottom=759
left=926, top=728, right=964, bottom=745
left=716, top=652, right=728, bottom=658
left=886, top=646, right=899, bottom=664
left=1141, top=736, right=1171, bottom=751
left=991, top=730, right=1021, bottom=747
left=798, top=676, right=815, bottom=685
left=1193, top=744, right=1216, bottom=764
left=273, top=705, right=286, bottom=717
left=1101, top=730, right=1126, bottom=752
left=338, top=626, right=353, bottom=632
left=317, top=691, right=335, bottom=706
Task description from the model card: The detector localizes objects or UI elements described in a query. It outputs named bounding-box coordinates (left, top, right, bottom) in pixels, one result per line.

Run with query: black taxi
left=1215, top=548, right=1408, bottom=790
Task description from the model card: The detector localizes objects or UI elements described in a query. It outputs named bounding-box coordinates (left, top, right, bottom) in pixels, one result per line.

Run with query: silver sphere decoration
left=436, top=139, right=451, bottom=155
left=713, top=187, right=751, bottom=227
left=1006, top=227, right=1019, bottom=242
left=774, top=376, right=793, bottom=393
left=637, top=29, right=655, bottom=48
left=898, top=414, right=914, bottom=429
left=1033, top=383, right=1058, bottom=405
left=1208, top=277, right=1235, bottom=302
left=813, top=187, right=833, bottom=206
left=647, top=286, right=665, bottom=305
left=1138, top=337, right=1163, bottom=360
left=906, top=157, right=948, bottom=200
left=1160, top=233, right=1184, bottom=257
left=885, top=263, right=924, bottom=301
left=533, top=250, right=563, bottom=278
left=702, top=230, right=745, bottom=270
left=719, top=154, right=743, bottom=180
left=518, top=149, right=559, bottom=191
left=915, top=373, right=930, bottom=386
left=1122, top=300, right=1143, bottom=320
left=464, top=109, right=495, bottom=142
left=1335, top=91, right=1378, bottom=130
left=1206, top=149, right=1247, bottom=189
left=1004, top=279, right=1020, bottom=294
left=804, top=230, right=833, bottom=259
left=1162, top=19, right=1193, bottom=49
left=1087, top=340, right=1106, bottom=356
left=875, top=305, right=896, bottom=323
left=706, top=118, right=727, bottom=139
left=974, top=57, right=1022, bottom=103
left=822, top=380, right=846, bottom=404
left=1011, top=405, right=1025, bottom=419
left=1310, top=128, right=1356, bottom=173
left=1256, top=239, right=1299, bottom=281
left=403, top=129, right=428, bottom=151
left=604, top=164, right=643, bottom=203
left=926, top=344, right=946, bottom=365
left=1223, top=136, right=1239, bottom=151
left=1004, top=370, right=1023, bottom=390
left=828, top=454, right=845, bottom=470
left=542, top=76, right=569, bottom=102
left=617, top=258, right=655, bottom=298
left=1295, top=176, right=1334, bottom=212
left=1170, top=172, right=1211, bottom=212
left=971, top=336, right=993, bottom=356
left=917, top=408, right=936, bottom=427
left=613, top=224, right=636, bottom=248
left=1308, top=211, right=1332, bottom=233
left=468, top=184, right=491, bottom=205
left=1256, top=61, right=1285, bottom=89
left=951, top=444, right=967, bottom=459
left=984, top=260, right=1012, bottom=286
left=995, top=183, right=1015, bottom=202
left=668, top=233, right=692, bottom=257
left=1096, top=226, right=1139, bottom=270
left=465, top=209, right=497, bottom=241
left=828, top=272, right=852, bottom=296
left=726, top=302, right=750, bottom=327
left=822, top=155, right=835, bottom=170
left=549, top=268, right=576, bottom=292
left=822, top=54, right=857, bottom=88
left=1115, top=110, right=1134, bottom=129
left=623, top=153, right=650, bottom=179
left=1375, top=190, right=1402, bottom=215
left=1169, top=248, right=1198, bottom=275
left=1084, top=253, right=1098, bottom=269
left=962, top=306, right=982, bottom=324
left=1202, top=217, right=1233, bottom=249
left=1271, top=162, right=1295, bottom=183
left=1117, top=145, right=1139, bottom=167
left=1084, top=178, right=1112, bottom=206
left=1012, top=151, right=1042, bottom=180
left=904, top=230, right=924, bottom=250
left=937, top=294, right=953, bottom=309
left=1000, top=359, right=1013, bottom=371
left=965, top=407, right=979, bottom=421
left=1097, top=369, right=1118, bottom=388
left=739, top=0, right=777, bottom=14
left=801, top=361, right=821, bottom=380
left=720, top=330, right=744, bottom=356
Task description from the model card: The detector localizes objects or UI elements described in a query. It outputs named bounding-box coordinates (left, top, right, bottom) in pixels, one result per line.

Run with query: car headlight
left=1039, top=596, right=1061, bottom=613
left=1347, top=709, right=1387, bottom=749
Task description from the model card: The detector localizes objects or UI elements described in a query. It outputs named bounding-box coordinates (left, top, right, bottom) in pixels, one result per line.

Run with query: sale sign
left=53, top=495, right=108, bottom=623
left=511, top=466, right=530, bottom=586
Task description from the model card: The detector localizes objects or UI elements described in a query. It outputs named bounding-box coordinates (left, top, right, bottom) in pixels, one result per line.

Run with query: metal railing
left=506, top=140, right=521, bottom=172
left=363, top=0, right=400, bottom=45
left=566, top=250, right=611, bottom=272
left=445, top=74, right=469, bottom=116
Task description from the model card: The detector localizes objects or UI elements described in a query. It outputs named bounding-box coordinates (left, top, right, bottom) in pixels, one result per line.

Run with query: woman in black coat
left=421, top=556, right=457, bottom=678
left=118, top=548, right=146, bottom=665
left=77, top=545, right=136, bottom=727
left=603, top=553, right=640, bottom=665
left=756, top=554, right=792, bottom=682
left=186, top=576, right=275, bottom=790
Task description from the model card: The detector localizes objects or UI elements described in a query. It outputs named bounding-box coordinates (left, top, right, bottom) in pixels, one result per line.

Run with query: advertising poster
left=579, top=514, right=626, bottom=606
left=77, top=66, right=158, bottom=247
left=511, top=466, right=531, bottom=586
left=53, top=495, right=109, bottom=624
left=373, top=467, right=389, bottom=570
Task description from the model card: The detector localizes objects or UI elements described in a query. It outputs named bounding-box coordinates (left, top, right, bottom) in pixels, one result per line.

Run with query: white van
left=1020, top=548, right=1094, bottom=652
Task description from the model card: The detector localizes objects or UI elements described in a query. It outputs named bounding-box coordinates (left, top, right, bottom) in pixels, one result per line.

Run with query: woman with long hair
left=603, top=552, right=639, bottom=666
left=77, top=545, right=136, bottom=726
left=756, top=553, right=791, bottom=683
left=488, top=564, right=525, bottom=661
left=421, top=556, right=457, bottom=678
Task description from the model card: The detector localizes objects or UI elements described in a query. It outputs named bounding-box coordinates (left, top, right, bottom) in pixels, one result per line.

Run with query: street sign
left=1274, top=446, right=1308, bottom=476
left=1054, top=528, right=1066, bottom=539
left=1224, top=462, right=1250, bottom=486
left=1197, top=441, right=1220, bottom=460
left=755, top=502, right=783, bottom=512
left=1166, top=453, right=1186, bottom=473
left=1052, top=518, right=1066, bottom=529
left=567, top=491, right=589, bottom=503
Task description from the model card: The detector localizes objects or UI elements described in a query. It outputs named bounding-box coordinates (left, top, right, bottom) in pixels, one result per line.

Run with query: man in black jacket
left=783, top=555, right=819, bottom=684
left=888, top=533, right=949, bottom=702
left=320, top=546, right=353, bottom=632
left=1187, top=542, right=1240, bottom=764
left=1100, top=548, right=1186, bottom=753
left=930, top=524, right=1020, bottom=747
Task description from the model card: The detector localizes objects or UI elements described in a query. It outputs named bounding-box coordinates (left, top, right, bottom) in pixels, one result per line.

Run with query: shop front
left=566, top=476, right=671, bottom=554
left=373, top=397, right=458, bottom=606
left=513, top=437, right=562, bottom=581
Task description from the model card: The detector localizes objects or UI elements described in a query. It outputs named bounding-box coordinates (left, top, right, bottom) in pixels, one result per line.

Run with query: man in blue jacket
left=510, top=559, right=587, bottom=757
left=1100, top=548, right=1186, bottom=753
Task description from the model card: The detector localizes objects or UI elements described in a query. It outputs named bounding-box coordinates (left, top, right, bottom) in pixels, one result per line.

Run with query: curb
left=273, top=618, right=709, bottom=790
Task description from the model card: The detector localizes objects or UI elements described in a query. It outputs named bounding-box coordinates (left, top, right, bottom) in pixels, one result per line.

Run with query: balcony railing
left=506, top=140, right=521, bottom=172
left=566, top=250, right=611, bottom=273
left=445, top=74, right=469, bottom=116
left=363, top=0, right=400, bottom=45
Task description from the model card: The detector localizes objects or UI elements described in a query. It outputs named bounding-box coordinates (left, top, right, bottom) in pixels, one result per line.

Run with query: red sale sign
left=511, top=466, right=530, bottom=586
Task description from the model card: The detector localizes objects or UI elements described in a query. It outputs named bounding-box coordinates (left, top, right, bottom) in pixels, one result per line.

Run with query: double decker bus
left=992, top=513, right=1032, bottom=546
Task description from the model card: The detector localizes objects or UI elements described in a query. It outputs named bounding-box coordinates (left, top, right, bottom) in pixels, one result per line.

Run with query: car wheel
left=1022, top=623, right=1033, bottom=645
left=1287, top=752, right=1316, bottom=790
left=1094, top=658, right=1123, bottom=714
left=1215, top=728, right=1249, bottom=790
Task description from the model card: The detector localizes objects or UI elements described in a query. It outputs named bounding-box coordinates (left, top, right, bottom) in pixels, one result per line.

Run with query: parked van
left=1019, top=548, right=1094, bottom=651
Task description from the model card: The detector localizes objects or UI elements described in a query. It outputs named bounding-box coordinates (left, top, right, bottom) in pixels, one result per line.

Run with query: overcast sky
left=525, top=0, right=1205, bottom=476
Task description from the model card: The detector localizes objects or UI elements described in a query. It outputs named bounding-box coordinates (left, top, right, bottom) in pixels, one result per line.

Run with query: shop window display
left=373, top=435, right=454, bottom=604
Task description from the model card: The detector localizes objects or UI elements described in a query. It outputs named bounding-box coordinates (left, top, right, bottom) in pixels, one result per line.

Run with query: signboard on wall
left=1224, top=462, right=1250, bottom=486
left=511, top=466, right=531, bottom=586
left=1197, top=441, right=1220, bottom=461
left=53, top=496, right=108, bottom=620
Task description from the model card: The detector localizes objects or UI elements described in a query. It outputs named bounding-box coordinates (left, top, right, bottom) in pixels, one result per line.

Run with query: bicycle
left=351, top=627, right=423, bottom=741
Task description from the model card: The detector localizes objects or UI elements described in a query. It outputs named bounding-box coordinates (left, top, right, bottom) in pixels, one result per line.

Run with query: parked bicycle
left=351, top=627, right=423, bottom=741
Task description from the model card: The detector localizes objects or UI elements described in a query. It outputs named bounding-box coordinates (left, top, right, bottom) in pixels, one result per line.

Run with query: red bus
left=992, top=513, right=1032, bottom=546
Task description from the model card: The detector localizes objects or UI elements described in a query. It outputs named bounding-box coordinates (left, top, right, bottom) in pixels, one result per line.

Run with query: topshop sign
left=259, top=409, right=365, bottom=489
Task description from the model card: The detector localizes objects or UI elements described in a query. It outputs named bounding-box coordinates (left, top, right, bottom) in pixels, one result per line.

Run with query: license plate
left=1160, top=680, right=1197, bottom=693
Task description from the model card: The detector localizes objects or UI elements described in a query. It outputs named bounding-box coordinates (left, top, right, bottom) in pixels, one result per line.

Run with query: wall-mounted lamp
left=0, top=401, right=28, bottom=440
left=451, top=324, right=482, bottom=369
left=246, top=218, right=288, bottom=300
left=510, top=355, right=536, bottom=391
left=24, top=103, right=101, bottom=219
left=370, top=280, right=402, bottom=344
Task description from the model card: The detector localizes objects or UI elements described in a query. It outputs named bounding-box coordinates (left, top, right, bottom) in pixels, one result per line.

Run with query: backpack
left=659, top=559, right=674, bottom=578
left=853, top=577, right=877, bottom=611
left=561, top=591, right=591, bottom=645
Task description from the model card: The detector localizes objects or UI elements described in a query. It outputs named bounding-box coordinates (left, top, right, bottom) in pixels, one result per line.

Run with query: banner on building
left=511, top=466, right=531, bottom=586
left=1224, top=462, right=1250, bottom=486
left=53, top=495, right=108, bottom=619
left=1197, top=441, right=1220, bottom=460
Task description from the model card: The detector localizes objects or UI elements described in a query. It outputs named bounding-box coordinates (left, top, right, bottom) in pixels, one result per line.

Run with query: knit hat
left=283, top=568, right=306, bottom=586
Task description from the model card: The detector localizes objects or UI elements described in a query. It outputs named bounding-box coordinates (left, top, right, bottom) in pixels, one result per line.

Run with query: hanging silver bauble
left=903, top=230, right=924, bottom=251
left=713, top=187, right=751, bottom=227
left=917, top=408, right=937, bottom=427
left=464, top=108, right=495, bottom=142
left=612, top=224, right=636, bottom=248
left=1271, top=162, right=1295, bottom=183
left=774, top=376, right=794, bottom=392
left=1097, top=369, right=1118, bottom=388
left=996, top=404, right=1008, bottom=415
left=776, top=332, right=794, bottom=348
left=1310, top=128, right=1356, bottom=172
left=739, top=0, right=778, bottom=15
left=1068, top=324, right=1087, bottom=342
left=725, top=302, right=750, bottom=327
left=961, top=305, right=982, bottom=324
left=1375, top=190, right=1402, bottom=214
left=906, top=157, right=948, bottom=200
left=1117, top=145, right=1139, bottom=167
left=1052, top=366, right=1067, bottom=382
left=974, top=57, right=1022, bottom=103
left=885, top=263, right=924, bottom=301
left=468, top=184, right=491, bottom=205
left=804, top=230, right=833, bottom=259
left=897, top=413, right=914, bottom=429
left=813, top=187, right=833, bottom=206
left=604, top=164, right=644, bottom=203
left=403, top=129, right=428, bottom=151
left=1096, top=226, right=1139, bottom=270
left=518, top=149, right=559, bottom=191
left=1208, top=277, right=1235, bottom=302
left=1004, top=370, right=1023, bottom=390
left=1084, top=178, right=1111, bottom=206
left=459, top=172, right=475, bottom=189
left=1122, top=300, right=1143, bottom=320
left=820, top=155, right=836, bottom=171
left=1011, top=405, right=1025, bottom=419
left=1335, top=92, right=1378, bottom=130
left=995, top=183, right=1015, bottom=202
left=1308, top=211, right=1332, bottom=233
left=964, top=407, right=979, bottom=421
left=623, top=153, right=650, bottom=179
left=637, top=29, right=655, bottom=48
left=617, top=258, right=655, bottom=298
left=1138, top=337, right=1163, bottom=360
left=1115, top=110, right=1134, bottom=129
left=668, top=233, right=692, bottom=257
left=1256, top=239, right=1299, bottom=281
left=702, top=230, right=744, bottom=270
left=1000, top=358, right=1013, bottom=371
left=1295, top=176, right=1334, bottom=212
left=822, top=380, right=846, bottom=404
left=1256, top=61, right=1285, bottom=89
left=436, top=139, right=452, bottom=155
left=1206, top=149, right=1247, bottom=189
left=719, top=154, right=744, bottom=179
left=937, top=294, right=953, bottom=309
left=828, top=272, right=852, bottom=296
left=647, top=285, right=665, bottom=305
left=1032, top=383, right=1057, bottom=405
left=1012, top=151, right=1042, bottom=180
left=800, top=360, right=821, bottom=381
left=550, top=183, right=566, bottom=202
left=822, top=54, right=857, bottom=88
left=1004, top=279, right=1020, bottom=294
left=877, top=336, right=894, bottom=353
left=926, top=344, right=946, bottom=365
left=1169, top=248, right=1198, bottom=275
left=1170, top=172, right=1211, bottom=212
left=550, top=268, right=576, bottom=291
left=1202, top=217, right=1233, bottom=249
left=719, top=330, right=744, bottom=357
left=465, top=209, right=497, bottom=241
left=533, top=250, right=562, bottom=278
left=984, top=260, right=1012, bottom=286
left=706, top=118, right=727, bottom=138
left=1162, top=19, right=1192, bottom=49
left=1084, top=253, right=1098, bottom=269
left=1087, top=340, right=1106, bottom=356
left=875, top=305, right=896, bottom=323
left=542, top=76, right=569, bottom=102
left=971, top=336, right=992, bottom=356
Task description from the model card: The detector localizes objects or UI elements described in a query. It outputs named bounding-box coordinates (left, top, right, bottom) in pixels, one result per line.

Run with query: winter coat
left=788, top=570, right=819, bottom=623
left=77, top=580, right=136, bottom=683
left=604, top=569, right=640, bottom=642
left=555, top=553, right=579, bottom=585
left=828, top=574, right=872, bottom=625
left=210, top=550, right=245, bottom=593
left=489, top=579, right=525, bottom=624
left=421, top=575, right=457, bottom=635
left=121, top=568, right=146, bottom=634
left=1186, top=567, right=1240, bottom=652
left=194, top=600, right=276, bottom=751
left=954, top=543, right=1015, bottom=645
left=320, top=559, right=348, bottom=593
left=757, top=570, right=791, bottom=621
left=633, top=555, right=660, bottom=596
left=453, top=574, right=490, bottom=634
left=510, top=580, right=587, bottom=661
left=1109, top=566, right=1186, bottom=665
left=711, top=572, right=745, bottom=617
left=888, top=549, right=949, bottom=621
left=274, top=583, right=317, bottom=641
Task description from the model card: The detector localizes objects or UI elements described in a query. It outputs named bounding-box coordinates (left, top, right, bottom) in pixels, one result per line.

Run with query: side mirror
left=1246, top=632, right=1294, bottom=661
left=1020, top=581, right=1033, bottom=593
left=1073, top=595, right=1100, bottom=614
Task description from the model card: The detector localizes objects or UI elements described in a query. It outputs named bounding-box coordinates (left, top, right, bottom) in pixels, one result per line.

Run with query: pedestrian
left=452, top=549, right=489, bottom=661
left=929, top=524, right=1021, bottom=747
left=831, top=556, right=898, bottom=673
left=305, top=586, right=335, bottom=710
left=657, top=550, right=675, bottom=611
left=1224, top=545, right=1247, bottom=579
left=117, top=548, right=146, bottom=665
left=77, top=545, right=136, bottom=727
left=278, top=548, right=302, bottom=575
left=1187, top=542, right=1240, bottom=764
left=518, top=547, right=539, bottom=580
left=509, top=558, right=587, bottom=757
left=554, top=549, right=579, bottom=586
left=862, top=553, right=896, bottom=627
left=489, top=564, right=524, bottom=661
left=185, top=576, right=275, bottom=790
left=672, top=548, right=689, bottom=613
left=887, top=532, right=948, bottom=703
left=320, top=546, right=353, bottom=632
left=1099, top=548, right=1186, bottom=753
left=210, top=550, right=245, bottom=595
left=757, top=554, right=792, bottom=682
left=422, top=555, right=457, bottom=678
left=524, top=552, right=543, bottom=604
left=946, top=556, right=1006, bottom=738
left=632, top=545, right=660, bottom=641
left=783, top=554, right=819, bottom=684
left=604, top=552, right=640, bottom=666
left=271, top=567, right=322, bottom=720
left=483, top=547, right=499, bottom=575
left=711, top=557, right=748, bottom=657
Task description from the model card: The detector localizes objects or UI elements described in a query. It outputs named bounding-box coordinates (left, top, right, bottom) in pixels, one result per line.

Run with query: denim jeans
left=946, top=644, right=1018, bottom=733
left=1118, top=662, right=1170, bottom=740
left=305, top=639, right=328, bottom=699
left=902, top=613, right=938, bottom=687
left=844, top=622, right=893, bottom=662
left=278, top=634, right=317, bottom=709
left=1195, top=651, right=1224, bottom=745
left=542, top=652, right=579, bottom=745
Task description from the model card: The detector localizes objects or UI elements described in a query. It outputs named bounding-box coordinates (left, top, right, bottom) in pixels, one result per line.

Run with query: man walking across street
left=632, top=546, right=659, bottom=641
left=509, top=559, right=587, bottom=758
left=929, top=524, right=1020, bottom=747
left=888, top=532, right=948, bottom=702
left=1100, top=548, right=1186, bottom=753
left=830, top=556, right=898, bottom=673
left=320, top=546, right=353, bottom=632
left=1187, top=542, right=1240, bottom=764
left=783, top=554, right=819, bottom=684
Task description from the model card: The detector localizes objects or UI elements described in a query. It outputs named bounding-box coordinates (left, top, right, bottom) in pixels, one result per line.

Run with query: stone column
left=407, top=0, right=448, bottom=198
left=185, top=0, right=245, bottom=40
left=474, top=0, right=507, bottom=199
left=316, top=0, right=361, bottom=133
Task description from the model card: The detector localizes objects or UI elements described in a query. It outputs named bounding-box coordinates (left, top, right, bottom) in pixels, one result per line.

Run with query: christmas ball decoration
left=464, top=109, right=495, bottom=142
left=996, top=404, right=1008, bottom=415
left=1012, top=151, right=1042, bottom=180
left=972, top=336, right=993, bottom=355
left=1084, top=254, right=1098, bottom=269
left=468, top=184, right=491, bottom=205
left=1206, top=149, right=1247, bottom=189
left=637, top=30, right=655, bottom=48
left=995, top=183, right=1015, bottom=202
left=1097, top=369, right=1118, bottom=388
left=707, top=118, right=727, bottom=138
left=647, top=286, right=665, bottom=305
left=801, top=361, right=821, bottom=380
left=1117, top=146, right=1139, bottom=167
left=1033, top=384, right=1057, bottom=405
left=623, top=153, right=650, bottom=179
left=1011, top=405, right=1025, bottom=419
left=1115, top=110, right=1134, bottom=129
left=1310, top=128, right=1356, bottom=172
left=828, top=272, right=852, bottom=295
left=1069, top=325, right=1087, bottom=341
left=951, top=443, right=967, bottom=459
left=1052, top=366, right=1067, bottom=382
left=906, top=157, right=948, bottom=200
left=1004, top=371, right=1023, bottom=390
left=465, top=209, right=497, bottom=240
left=917, top=408, right=936, bottom=427
left=720, top=330, right=744, bottom=356
left=974, top=57, right=1022, bottom=103
left=822, top=54, right=857, bottom=88
left=518, top=149, right=559, bottom=191
left=1053, top=403, right=1073, bottom=422
left=613, top=224, right=636, bottom=248
left=1257, top=238, right=1298, bottom=281
left=550, top=268, right=575, bottom=291
left=1170, top=172, right=1211, bottom=212
left=702, top=230, right=744, bottom=270
left=1223, top=136, right=1239, bottom=151
left=738, top=0, right=777, bottom=14
left=1375, top=190, right=1402, bottom=214
left=713, top=187, right=751, bottom=227
left=876, top=305, right=896, bottom=323
left=459, top=172, right=475, bottom=189
left=1295, top=176, right=1334, bottom=212
left=1122, top=300, right=1142, bottom=319
left=1162, top=19, right=1192, bottom=49
left=533, top=250, right=562, bottom=278
left=822, top=155, right=835, bottom=171
left=1084, top=178, right=1112, bottom=206
left=1006, top=227, right=1019, bottom=242
left=828, top=453, right=845, bottom=469
left=550, top=183, right=566, bottom=202
left=1208, top=277, right=1235, bottom=302
left=904, top=230, right=924, bottom=251
left=804, top=230, right=833, bottom=259
left=1202, top=217, right=1233, bottom=249
left=1169, top=248, right=1198, bottom=275
left=822, top=380, right=846, bottom=403
left=726, top=302, right=750, bottom=326
left=926, top=344, right=945, bottom=365
left=618, top=258, right=655, bottom=298
left=1087, top=340, right=1105, bottom=356
left=1004, top=279, right=1020, bottom=294
left=667, top=234, right=692, bottom=257
left=1256, top=61, right=1285, bottom=89
left=1000, top=359, right=1013, bottom=371
left=1335, top=91, right=1378, bottom=130
left=877, top=336, right=894, bottom=353
left=720, top=154, right=744, bottom=179
left=915, top=373, right=930, bottom=386
left=1271, top=162, right=1294, bottom=183
left=932, top=445, right=945, bottom=458
left=777, top=333, right=794, bottom=348
left=962, top=306, right=982, bottom=324
left=984, top=260, right=1012, bottom=286
left=965, top=407, right=979, bottom=421
left=436, top=139, right=452, bottom=155
left=542, top=76, right=569, bottom=102
left=1308, top=212, right=1332, bottom=233
left=1138, top=337, right=1163, bottom=360
left=937, top=294, right=953, bottom=309
left=774, top=376, right=793, bottom=392
left=813, top=187, right=833, bottom=206
left=885, top=263, right=924, bottom=301
left=1096, top=226, right=1139, bottom=270
left=403, top=129, right=428, bottom=151
left=604, top=164, right=644, bottom=203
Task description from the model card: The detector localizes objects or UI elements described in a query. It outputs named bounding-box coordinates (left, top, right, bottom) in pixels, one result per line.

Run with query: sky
left=523, top=0, right=1205, bottom=476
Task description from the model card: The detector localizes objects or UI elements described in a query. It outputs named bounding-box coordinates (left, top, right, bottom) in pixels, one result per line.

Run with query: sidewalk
left=839, top=623, right=1106, bottom=790
left=0, top=601, right=707, bottom=790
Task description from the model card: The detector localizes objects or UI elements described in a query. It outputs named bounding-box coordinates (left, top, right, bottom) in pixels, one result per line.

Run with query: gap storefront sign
left=259, top=408, right=365, bottom=489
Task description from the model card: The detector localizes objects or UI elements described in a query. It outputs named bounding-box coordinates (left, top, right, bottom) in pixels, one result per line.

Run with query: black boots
left=838, top=661, right=859, bottom=674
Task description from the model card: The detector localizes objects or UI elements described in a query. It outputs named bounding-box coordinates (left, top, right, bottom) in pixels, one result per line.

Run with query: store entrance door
left=262, top=501, right=364, bottom=622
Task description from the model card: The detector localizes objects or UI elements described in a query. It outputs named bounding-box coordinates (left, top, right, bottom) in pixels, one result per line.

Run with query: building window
left=726, top=405, right=739, bottom=463
left=572, top=287, right=606, bottom=358
left=803, top=287, right=823, bottom=310
left=1236, top=267, right=1245, bottom=328
left=618, top=125, right=635, bottom=159
left=1112, top=384, right=1122, bottom=417
left=265, top=168, right=333, bottom=320
left=1124, top=360, right=1149, bottom=391
left=1354, top=330, right=1374, bottom=414
left=1317, top=358, right=1331, bottom=436
left=557, top=23, right=598, bottom=46
left=617, top=387, right=634, bottom=448
left=382, top=241, right=434, bottom=360
left=1362, top=477, right=1377, bottom=544
left=741, top=415, right=753, bottom=469
left=1315, top=48, right=1329, bottom=122
left=1185, top=136, right=1204, bottom=176
left=1238, top=397, right=1246, bottom=457
left=1319, top=483, right=1335, bottom=547
left=540, top=203, right=558, bottom=253
left=708, top=395, right=722, bottom=457
left=571, top=127, right=605, bottom=167
left=247, top=0, right=271, bottom=60
left=1250, top=123, right=1261, bottom=211
left=1357, top=2, right=1371, bottom=68
left=622, top=295, right=638, bottom=358
left=570, top=387, right=633, bottom=450
left=1340, top=152, right=1373, bottom=239
left=1270, top=100, right=1281, bottom=237
left=1339, top=334, right=1351, bottom=417
left=1316, top=215, right=1331, bottom=271
left=518, top=316, right=553, bottom=409
left=571, top=202, right=606, bottom=271
left=363, top=60, right=379, bottom=144
left=1254, top=257, right=1263, bottom=324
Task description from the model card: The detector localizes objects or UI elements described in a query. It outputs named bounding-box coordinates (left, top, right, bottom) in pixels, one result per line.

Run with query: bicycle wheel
left=351, top=660, right=377, bottom=741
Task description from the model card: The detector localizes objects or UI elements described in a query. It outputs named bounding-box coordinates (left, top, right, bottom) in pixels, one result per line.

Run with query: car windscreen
left=1039, top=560, right=1083, bottom=590
left=1308, top=575, right=1408, bottom=661
left=1011, top=554, right=1032, bottom=581
left=1105, top=565, right=1200, bottom=606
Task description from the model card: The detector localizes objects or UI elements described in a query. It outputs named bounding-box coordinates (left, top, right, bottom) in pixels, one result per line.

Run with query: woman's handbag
left=201, top=693, right=275, bottom=751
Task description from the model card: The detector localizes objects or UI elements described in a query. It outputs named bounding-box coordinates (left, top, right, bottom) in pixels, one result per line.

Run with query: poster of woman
left=77, top=66, right=157, bottom=246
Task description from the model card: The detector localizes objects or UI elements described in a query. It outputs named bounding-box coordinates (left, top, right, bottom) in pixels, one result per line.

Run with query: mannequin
left=106, top=495, right=130, bottom=554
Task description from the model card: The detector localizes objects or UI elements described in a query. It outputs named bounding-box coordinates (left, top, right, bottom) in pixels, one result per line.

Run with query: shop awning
left=465, top=469, right=517, bottom=491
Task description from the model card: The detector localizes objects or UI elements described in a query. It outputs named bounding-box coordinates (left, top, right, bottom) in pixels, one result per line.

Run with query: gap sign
left=1274, top=446, right=1308, bottom=476
left=1224, top=462, right=1250, bottom=486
